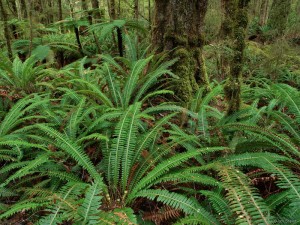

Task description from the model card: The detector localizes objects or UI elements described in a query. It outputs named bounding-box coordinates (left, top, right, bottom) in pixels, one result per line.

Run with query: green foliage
left=0, top=5, right=299, bottom=223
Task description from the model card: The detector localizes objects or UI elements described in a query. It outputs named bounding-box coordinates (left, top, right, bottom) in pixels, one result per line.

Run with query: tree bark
left=58, top=0, right=64, bottom=67
left=152, top=0, right=209, bottom=101
left=134, top=0, right=139, bottom=19
left=109, top=0, right=116, bottom=19
left=224, top=0, right=250, bottom=115
left=47, top=0, right=54, bottom=24
left=20, top=0, right=27, bottom=19
left=8, top=0, right=18, bottom=39
left=0, top=0, right=13, bottom=60
left=26, top=0, right=33, bottom=56
left=259, top=0, right=270, bottom=26
left=268, top=0, right=292, bottom=37
left=91, top=0, right=102, bottom=21
left=82, top=0, right=92, bottom=25
left=58, top=0, right=63, bottom=24
left=109, top=0, right=123, bottom=57
left=148, top=0, right=151, bottom=24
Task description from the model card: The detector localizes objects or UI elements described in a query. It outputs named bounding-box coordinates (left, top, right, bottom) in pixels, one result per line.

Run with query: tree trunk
left=68, top=0, right=84, bottom=56
left=0, top=0, right=13, bottom=60
left=259, top=0, right=270, bottom=26
left=268, top=0, right=292, bottom=37
left=219, top=0, right=236, bottom=38
left=109, top=0, right=123, bottom=57
left=58, top=0, right=64, bottom=67
left=87, top=0, right=102, bottom=54
left=134, top=0, right=139, bottom=19
left=109, top=0, right=116, bottom=19
left=254, top=0, right=261, bottom=17
left=47, top=0, right=54, bottom=24
left=152, top=0, right=209, bottom=101
left=91, top=0, right=101, bottom=21
left=58, top=0, right=63, bottom=24
left=26, top=0, right=33, bottom=56
left=148, top=0, right=151, bottom=24
left=20, top=0, right=27, bottom=19
left=8, top=0, right=19, bottom=39
left=224, top=0, right=250, bottom=115
left=82, top=0, right=92, bottom=25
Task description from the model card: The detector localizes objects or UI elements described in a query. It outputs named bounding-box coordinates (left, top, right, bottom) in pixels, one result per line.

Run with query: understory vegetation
left=0, top=0, right=300, bottom=224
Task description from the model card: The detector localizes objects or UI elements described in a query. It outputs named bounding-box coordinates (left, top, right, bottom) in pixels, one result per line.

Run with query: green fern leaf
left=136, top=189, right=219, bottom=225
left=77, top=181, right=103, bottom=224
left=37, top=124, right=102, bottom=182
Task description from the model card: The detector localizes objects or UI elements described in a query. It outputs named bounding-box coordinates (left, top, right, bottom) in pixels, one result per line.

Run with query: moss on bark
left=223, top=0, right=250, bottom=115
left=268, top=0, right=292, bottom=37
left=152, top=0, right=209, bottom=102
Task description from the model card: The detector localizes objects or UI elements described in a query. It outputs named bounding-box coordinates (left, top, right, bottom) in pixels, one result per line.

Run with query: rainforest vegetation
left=0, top=0, right=300, bottom=224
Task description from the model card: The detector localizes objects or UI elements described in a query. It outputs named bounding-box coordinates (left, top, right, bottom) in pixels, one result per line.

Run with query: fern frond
left=77, top=181, right=103, bottom=224
left=37, top=182, right=85, bottom=225
left=66, top=97, right=86, bottom=140
left=0, top=202, right=47, bottom=220
left=222, top=123, right=300, bottom=157
left=0, top=154, right=49, bottom=187
left=0, top=187, right=16, bottom=197
left=123, top=56, right=153, bottom=106
left=219, top=165, right=272, bottom=225
left=69, top=79, right=113, bottom=107
left=102, top=63, right=122, bottom=107
left=136, top=189, right=219, bottom=225
left=107, top=102, right=141, bottom=191
left=272, top=83, right=300, bottom=121
left=200, top=190, right=233, bottom=225
left=129, top=147, right=226, bottom=202
left=132, top=113, right=177, bottom=168
left=37, top=124, right=102, bottom=182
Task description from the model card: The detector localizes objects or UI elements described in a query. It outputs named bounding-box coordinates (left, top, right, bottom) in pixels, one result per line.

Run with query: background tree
left=152, top=0, right=209, bottom=101
left=259, top=0, right=270, bottom=26
left=91, top=0, right=102, bottom=21
left=0, top=0, right=13, bottom=60
left=223, top=0, right=250, bottom=115
left=268, top=0, right=292, bottom=37
left=134, top=0, right=139, bottom=19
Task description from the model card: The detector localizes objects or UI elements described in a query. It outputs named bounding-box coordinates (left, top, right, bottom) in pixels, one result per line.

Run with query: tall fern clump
left=212, top=82, right=300, bottom=224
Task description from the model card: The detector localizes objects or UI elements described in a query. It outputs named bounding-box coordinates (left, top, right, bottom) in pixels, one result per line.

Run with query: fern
left=37, top=182, right=86, bottom=225
left=219, top=165, right=272, bottom=225
left=222, top=123, right=300, bottom=157
left=0, top=154, right=49, bottom=187
left=128, top=147, right=226, bottom=202
left=200, top=190, right=233, bottom=224
left=107, top=102, right=141, bottom=190
left=76, top=181, right=103, bottom=224
left=136, top=189, right=219, bottom=225
left=272, top=83, right=300, bottom=121
left=0, top=202, right=47, bottom=220
left=36, top=124, right=102, bottom=183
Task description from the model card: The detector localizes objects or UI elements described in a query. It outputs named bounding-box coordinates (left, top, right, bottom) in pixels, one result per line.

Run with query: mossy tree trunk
left=134, top=0, right=139, bottom=19
left=20, top=0, right=27, bottom=19
left=58, top=0, right=64, bottom=67
left=91, top=0, right=102, bottom=21
left=148, top=0, right=151, bottom=24
left=268, top=0, right=292, bottom=37
left=259, top=0, right=270, bottom=26
left=223, top=0, right=250, bottom=115
left=109, top=0, right=116, bottom=19
left=82, top=0, right=92, bottom=25
left=8, top=0, right=19, bottom=39
left=0, top=0, right=13, bottom=60
left=151, top=0, right=209, bottom=102
left=109, top=0, right=123, bottom=57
